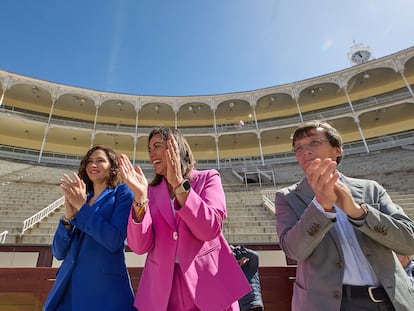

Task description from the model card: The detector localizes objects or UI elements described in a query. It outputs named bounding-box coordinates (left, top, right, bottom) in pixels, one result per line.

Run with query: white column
left=213, top=109, right=220, bottom=169
left=91, top=104, right=100, bottom=147
left=0, top=76, right=12, bottom=107
left=292, top=87, right=304, bottom=122
left=38, top=95, right=57, bottom=162
left=340, top=77, right=369, bottom=153
left=251, top=103, right=264, bottom=166
left=133, top=107, right=139, bottom=165
left=393, top=59, right=414, bottom=98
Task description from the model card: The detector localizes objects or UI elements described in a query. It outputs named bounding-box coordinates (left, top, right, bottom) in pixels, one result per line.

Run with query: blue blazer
left=43, top=183, right=136, bottom=311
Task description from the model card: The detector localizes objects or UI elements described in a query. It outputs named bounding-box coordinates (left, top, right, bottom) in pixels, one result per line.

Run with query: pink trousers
left=167, top=264, right=240, bottom=311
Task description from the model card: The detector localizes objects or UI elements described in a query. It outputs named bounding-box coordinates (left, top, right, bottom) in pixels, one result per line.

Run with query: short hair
left=148, top=127, right=196, bottom=186
left=78, top=145, right=121, bottom=193
left=292, top=120, right=343, bottom=164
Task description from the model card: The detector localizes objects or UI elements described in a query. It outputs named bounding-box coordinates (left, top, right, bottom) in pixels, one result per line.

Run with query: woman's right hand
left=119, top=154, right=148, bottom=202
left=63, top=197, right=77, bottom=220
left=60, top=173, right=87, bottom=213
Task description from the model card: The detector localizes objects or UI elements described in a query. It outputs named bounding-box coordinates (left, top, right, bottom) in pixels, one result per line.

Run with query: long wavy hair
left=78, top=145, right=121, bottom=193
left=148, top=127, right=196, bottom=186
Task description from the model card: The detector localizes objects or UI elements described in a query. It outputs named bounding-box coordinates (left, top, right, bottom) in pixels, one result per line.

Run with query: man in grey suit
left=275, top=120, right=414, bottom=311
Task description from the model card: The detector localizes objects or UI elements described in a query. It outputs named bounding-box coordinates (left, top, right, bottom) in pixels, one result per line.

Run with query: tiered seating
left=0, top=159, right=72, bottom=244
left=223, top=188, right=277, bottom=244
left=1, top=145, right=413, bottom=245
left=339, top=148, right=414, bottom=218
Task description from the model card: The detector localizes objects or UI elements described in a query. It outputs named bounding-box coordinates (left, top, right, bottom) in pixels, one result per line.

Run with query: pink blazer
left=127, top=169, right=251, bottom=311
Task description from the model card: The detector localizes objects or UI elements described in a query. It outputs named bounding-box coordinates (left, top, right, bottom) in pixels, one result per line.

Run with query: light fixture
left=31, top=86, right=40, bottom=98
left=309, top=87, right=323, bottom=96
left=188, top=105, right=193, bottom=111
left=154, top=104, right=160, bottom=112
left=72, top=96, right=86, bottom=103
left=363, top=72, right=370, bottom=79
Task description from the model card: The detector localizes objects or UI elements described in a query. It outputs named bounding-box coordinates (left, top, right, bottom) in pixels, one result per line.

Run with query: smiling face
left=85, top=149, right=112, bottom=184
left=293, top=126, right=343, bottom=173
left=148, top=133, right=168, bottom=176
left=78, top=145, right=121, bottom=193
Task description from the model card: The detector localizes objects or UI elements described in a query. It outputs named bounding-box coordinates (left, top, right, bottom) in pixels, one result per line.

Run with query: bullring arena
left=0, top=46, right=413, bottom=310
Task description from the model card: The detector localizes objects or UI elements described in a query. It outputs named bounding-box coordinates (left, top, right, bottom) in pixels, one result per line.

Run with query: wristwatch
left=174, top=179, right=191, bottom=194
left=350, top=203, right=369, bottom=221
left=61, top=216, right=72, bottom=226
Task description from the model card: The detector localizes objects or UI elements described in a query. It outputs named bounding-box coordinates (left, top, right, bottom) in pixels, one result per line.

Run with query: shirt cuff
left=312, top=197, right=336, bottom=220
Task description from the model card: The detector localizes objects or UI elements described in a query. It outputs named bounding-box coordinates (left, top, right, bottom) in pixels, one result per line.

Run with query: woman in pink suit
left=119, top=127, right=251, bottom=311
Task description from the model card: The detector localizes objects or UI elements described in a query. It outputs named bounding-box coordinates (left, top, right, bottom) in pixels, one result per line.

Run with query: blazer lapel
left=287, top=178, right=314, bottom=219
left=340, top=175, right=365, bottom=203
left=152, top=179, right=176, bottom=230
left=90, top=187, right=112, bottom=212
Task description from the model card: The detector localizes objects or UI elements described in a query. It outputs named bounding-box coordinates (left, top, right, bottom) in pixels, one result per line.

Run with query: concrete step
left=224, top=233, right=277, bottom=244
left=225, top=215, right=274, bottom=222
left=223, top=226, right=276, bottom=234
left=223, top=220, right=275, bottom=227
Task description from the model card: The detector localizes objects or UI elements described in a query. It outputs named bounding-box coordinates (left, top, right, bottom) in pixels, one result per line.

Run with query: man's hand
left=306, top=158, right=339, bottom=212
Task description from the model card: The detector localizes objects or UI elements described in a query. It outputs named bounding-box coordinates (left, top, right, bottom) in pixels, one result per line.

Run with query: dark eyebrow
left=88, top=155, right=106, bottom=160
left=148, top=140, right=165, bottom=151
left=150, top=140, right=164, bottom=146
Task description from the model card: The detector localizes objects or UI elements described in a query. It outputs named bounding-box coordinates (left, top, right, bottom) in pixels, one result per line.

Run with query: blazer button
left=173, top=232, right=178, bottom=240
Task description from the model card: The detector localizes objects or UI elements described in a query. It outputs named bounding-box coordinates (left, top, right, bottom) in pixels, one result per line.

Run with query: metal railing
left=261, top=189, right=275, bottom=213
left=21, top=196, right=65, bottom=235
left=0, top=231, right=8, bottom=244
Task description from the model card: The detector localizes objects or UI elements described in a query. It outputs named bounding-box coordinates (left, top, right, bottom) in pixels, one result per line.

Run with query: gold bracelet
left=132, top=199, right=149, bottom=218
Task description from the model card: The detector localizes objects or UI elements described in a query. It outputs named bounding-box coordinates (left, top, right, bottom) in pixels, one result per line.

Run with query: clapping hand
left=165, top=134, right=184, bottom=189
left=119, top=154, right=148, bottom=200
left=306, top=158, right=339, bottom=212
left=60, top=173, right=86, bottom=216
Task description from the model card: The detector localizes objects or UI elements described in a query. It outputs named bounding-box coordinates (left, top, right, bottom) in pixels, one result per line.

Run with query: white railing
left=0, top=231, right=8, bottom=244
left=21, top=196, right=65, bottom=234
left=261, top=189, right=275, bottom=213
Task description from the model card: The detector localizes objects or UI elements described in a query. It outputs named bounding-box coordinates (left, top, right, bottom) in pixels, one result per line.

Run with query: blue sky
left=1, top=0, right=413, bottom=96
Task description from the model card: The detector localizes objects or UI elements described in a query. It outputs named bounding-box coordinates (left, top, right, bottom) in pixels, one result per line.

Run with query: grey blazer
left=275, top=174, right=414, bottom=311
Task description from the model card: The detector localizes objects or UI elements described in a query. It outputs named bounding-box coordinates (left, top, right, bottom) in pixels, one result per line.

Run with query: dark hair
left=148, top=127, right=196, bottom=186
left=292, top=120, right=343, bottom=164
left=78, top=145, right=121, bottom=193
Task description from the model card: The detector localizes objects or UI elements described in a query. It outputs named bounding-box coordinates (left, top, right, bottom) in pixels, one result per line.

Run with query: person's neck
left=93, top=182, right=108, bottom=198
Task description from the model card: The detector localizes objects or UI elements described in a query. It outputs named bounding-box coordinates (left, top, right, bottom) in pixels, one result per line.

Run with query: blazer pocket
left=197, top=242, right=221, bottom=258
left=196, top=242, right=221, bottom=270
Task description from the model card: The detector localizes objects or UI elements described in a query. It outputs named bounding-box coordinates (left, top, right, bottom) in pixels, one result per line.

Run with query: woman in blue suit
left=43, top=145, right=136, bottom=311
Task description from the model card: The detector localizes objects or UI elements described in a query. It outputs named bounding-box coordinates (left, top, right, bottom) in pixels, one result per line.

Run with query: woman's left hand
left=165, top=134, right=184, bottom=189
